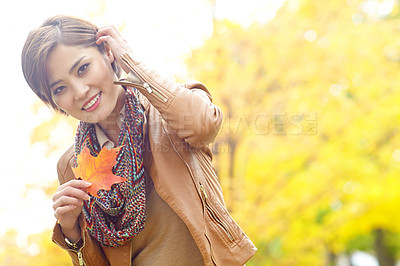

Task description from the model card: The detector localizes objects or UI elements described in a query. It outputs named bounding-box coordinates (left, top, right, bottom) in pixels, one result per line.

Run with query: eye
left=53, top=86, right=66, bottom=95
left=78, top=63, right=90, bottom=76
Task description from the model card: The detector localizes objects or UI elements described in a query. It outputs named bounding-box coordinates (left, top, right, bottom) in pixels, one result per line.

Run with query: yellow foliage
left=187, top=0, right=400, bottom=264
left=30, top=100, right=77, bottom=156
left=0, top=229, right=70, bottom=266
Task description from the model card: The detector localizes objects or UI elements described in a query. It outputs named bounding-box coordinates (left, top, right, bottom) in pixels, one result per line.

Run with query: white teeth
left=83, top=93, right=101, bottom=110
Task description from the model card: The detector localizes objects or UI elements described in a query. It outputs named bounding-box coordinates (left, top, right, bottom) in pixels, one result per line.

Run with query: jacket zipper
left=120, top=54, right=169, bottom=103
left=113, top=80, right=167, bottom=103
left=200, top=183, right=235, bottom=242
left=74, top=232, right=87, bottom=266
left=160, top=119, right=235, bottom=244
left=143, top=82, right=167, bottom=103
left=54, top=234, right=86, bottom=266
left=160, top=119, right=203, bottom=202
left=77, top=250, right=85, bottom=266
left=160, top=120, right=218, bottom=266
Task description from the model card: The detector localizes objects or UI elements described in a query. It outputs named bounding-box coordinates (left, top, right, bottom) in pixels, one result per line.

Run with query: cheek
left=93, top=60, right=115, bottom=82
left=53, top=94, right=73, bottom=113
left=52, top=97, right=62, bottom=109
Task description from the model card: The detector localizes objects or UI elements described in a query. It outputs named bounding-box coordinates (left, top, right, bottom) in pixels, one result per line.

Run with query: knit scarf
left=74, top=87, right=146, bottom=247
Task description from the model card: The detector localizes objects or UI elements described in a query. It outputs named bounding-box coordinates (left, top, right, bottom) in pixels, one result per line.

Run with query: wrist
left=61, top=221, right=81, bottom=243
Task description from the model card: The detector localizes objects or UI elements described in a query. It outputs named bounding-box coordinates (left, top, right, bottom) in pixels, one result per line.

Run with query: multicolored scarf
left=74, top=87, right=146, bottom=247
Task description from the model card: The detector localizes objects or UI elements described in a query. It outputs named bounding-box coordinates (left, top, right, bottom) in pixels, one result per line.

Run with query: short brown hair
left=21, top=15, right=121, bottom=113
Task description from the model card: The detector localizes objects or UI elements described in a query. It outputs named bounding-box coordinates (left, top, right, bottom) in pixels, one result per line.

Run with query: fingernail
left=85, top=181, right=92, bottom=186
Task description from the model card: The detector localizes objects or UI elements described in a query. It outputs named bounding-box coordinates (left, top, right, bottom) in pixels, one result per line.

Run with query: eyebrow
left=49, top=56, right=86, bottom=88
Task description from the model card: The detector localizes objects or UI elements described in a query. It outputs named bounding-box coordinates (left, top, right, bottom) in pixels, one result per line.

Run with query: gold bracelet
left=65, top=237, right=83, bottom=250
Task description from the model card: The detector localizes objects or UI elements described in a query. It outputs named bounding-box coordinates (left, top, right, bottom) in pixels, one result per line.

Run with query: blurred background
left=1, top=0, right=400, bottom=265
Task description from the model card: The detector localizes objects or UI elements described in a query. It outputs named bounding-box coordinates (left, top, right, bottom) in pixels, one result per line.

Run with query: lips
left=82, top=92, right=102, bottom=112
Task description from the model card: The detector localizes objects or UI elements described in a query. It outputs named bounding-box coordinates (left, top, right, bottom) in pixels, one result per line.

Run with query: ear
left=104, top=43, right=115, bottom=64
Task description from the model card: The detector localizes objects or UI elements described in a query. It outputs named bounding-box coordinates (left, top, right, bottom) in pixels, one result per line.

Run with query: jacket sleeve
left=51, top=145, right=109, bottom=266
left=117, top=53, right=223, bottom=147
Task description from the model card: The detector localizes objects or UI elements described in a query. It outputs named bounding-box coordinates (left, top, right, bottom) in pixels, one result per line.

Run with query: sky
left=0, top=0, right=285, bottom=245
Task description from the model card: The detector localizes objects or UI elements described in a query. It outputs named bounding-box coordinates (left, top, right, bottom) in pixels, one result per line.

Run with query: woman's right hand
left=96, top=25, right=133, bottom=74
left=52, top=180, right=91, bottom=241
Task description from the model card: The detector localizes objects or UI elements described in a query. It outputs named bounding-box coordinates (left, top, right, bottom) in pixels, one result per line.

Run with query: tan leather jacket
left=52, top=53, right=257, bottom=265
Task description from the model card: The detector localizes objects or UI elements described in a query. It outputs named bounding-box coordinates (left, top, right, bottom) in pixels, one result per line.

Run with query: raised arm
left=96, top=26, right=223, bottom=147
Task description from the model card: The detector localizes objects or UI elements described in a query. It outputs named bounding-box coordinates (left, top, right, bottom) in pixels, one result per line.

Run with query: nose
left=72, top=82, right=90, bottom=101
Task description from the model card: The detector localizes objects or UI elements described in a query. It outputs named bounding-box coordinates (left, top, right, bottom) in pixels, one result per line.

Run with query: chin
left=90, top=109, right=115, bottom=124
left=72, top=101, right=117, bottom=123
left=76, top=112, right=103, bottom=124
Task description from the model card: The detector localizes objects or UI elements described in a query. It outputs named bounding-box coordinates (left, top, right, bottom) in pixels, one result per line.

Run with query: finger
left=96, top=36, right=122, bottom=57
left=96, top=35, right=115, bottom=46
left=98, top=25, right=123, bottom=38
left=110, top=25, right=123, bottom=36
left=110, top=25, right=119, bottom=31
left=53, top=186, right=90, bottom=202
left=54, top=205, right=77, bottom=220
left=58, top=186, right=90, bottom=200
left=53, top=195, right=83, bottom=211
left=57, top=179, right=92, bottom=192
left=96, top=26, right=120, bottom=42
left=55, top=180, right=91, bottom=198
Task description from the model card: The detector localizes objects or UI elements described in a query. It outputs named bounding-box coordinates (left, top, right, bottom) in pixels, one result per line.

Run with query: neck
left=98, top=86, right=126, bottom=145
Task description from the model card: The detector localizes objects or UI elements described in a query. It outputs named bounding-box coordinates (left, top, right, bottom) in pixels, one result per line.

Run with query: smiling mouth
left=82, top=92, right=102, bottom=111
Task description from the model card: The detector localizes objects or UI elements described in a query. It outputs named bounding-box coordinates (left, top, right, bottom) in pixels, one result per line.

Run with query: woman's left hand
left=96, top=25, right=132, bottom=74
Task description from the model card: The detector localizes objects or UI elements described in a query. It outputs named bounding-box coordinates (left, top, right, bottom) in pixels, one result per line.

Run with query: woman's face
left=46, top=45, right=124, bottom=123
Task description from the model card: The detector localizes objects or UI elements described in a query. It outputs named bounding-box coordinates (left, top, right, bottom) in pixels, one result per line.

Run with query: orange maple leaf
left=72, top=145, right=127, bottom=198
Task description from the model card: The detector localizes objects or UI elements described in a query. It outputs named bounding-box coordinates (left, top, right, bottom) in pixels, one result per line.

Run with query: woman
left=22, top=15, right=256, bottom=265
